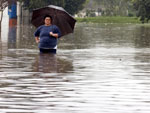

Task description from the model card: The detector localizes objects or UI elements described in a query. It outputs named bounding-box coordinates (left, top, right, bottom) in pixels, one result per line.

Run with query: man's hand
left=35, top=37, right=40, bottom=43
left=36, top=39, right=40, bottom=43
left=50, top=32, right=58, bottom=38
left=50, top=32, right=53, bottom=36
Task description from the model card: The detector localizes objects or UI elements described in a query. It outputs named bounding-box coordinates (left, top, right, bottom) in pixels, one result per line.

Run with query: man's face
left=45, top=17, right=51, bottom=25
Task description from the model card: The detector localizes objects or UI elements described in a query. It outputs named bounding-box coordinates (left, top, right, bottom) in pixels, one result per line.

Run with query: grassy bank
left=75, top=16, right=141, bottom=23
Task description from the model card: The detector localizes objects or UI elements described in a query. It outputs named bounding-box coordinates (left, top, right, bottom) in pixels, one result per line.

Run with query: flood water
left=1, top=21, right=150, bottom=113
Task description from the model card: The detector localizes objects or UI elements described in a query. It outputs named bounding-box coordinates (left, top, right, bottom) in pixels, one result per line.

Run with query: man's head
left=44, top=15, right=53, bottom=25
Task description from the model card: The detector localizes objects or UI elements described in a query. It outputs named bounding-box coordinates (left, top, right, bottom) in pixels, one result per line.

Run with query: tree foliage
left=0, top=0, right=8, bottom=25
left=18, top=0, right=86, bottom=15
left=93, top=0, right=134, bottom=16
left=0, top=0, right=8, bottom=10
left=133, top=0, right=150, bottom=23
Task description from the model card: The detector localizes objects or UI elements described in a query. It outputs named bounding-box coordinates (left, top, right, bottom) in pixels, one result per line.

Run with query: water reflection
left=33, top=53, right=73, bottom=73
left=1, top=23, right=150, bottom=112
left=132, top=47, right=150, bottom=77
left=134, top=26, right=150, bottom=48
left=8, top=25, right=17, bottom=48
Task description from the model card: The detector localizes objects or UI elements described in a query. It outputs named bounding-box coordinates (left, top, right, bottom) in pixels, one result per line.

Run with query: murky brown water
left=1, top=22, right=150, bottom=113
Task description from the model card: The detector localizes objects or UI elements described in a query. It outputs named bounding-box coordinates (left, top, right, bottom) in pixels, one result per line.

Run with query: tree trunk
left=0, top=20, right=1, bottom=40
left=0, top=10, right=2, bottom=33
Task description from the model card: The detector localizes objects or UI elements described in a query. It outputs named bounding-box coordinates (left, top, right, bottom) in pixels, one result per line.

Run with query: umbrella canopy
left=31, top=5, right=76, bottom=37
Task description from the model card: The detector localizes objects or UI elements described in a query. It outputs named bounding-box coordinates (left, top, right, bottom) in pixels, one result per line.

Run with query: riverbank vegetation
left=76, top=16, right=141, bottom=23
left=78, top=0, right=150, bottom=24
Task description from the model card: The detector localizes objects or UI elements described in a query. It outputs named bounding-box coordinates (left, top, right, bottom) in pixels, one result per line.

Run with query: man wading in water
left=34, top=15, right=61, bottom=54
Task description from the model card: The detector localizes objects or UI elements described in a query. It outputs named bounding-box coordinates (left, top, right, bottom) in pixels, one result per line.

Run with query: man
left=34, top=15, right=61, bottom=54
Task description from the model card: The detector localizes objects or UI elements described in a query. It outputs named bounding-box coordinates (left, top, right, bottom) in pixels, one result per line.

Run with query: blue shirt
left=34, top=25, right=61, bottom=49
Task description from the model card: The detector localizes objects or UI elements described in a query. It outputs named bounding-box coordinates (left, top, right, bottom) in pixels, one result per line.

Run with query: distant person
left=34, top=15, right=61, bottom=54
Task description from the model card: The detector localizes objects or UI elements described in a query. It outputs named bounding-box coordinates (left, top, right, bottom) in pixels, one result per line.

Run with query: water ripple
left=1, top=24, right=150, bottom=112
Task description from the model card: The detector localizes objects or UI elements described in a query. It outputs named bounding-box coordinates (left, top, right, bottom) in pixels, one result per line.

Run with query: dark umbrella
left=31, top=5, right=76, bottom=37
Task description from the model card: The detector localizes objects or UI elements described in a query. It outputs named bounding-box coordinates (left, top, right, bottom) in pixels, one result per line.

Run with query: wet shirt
left=34, top=25, right=61, bottom=49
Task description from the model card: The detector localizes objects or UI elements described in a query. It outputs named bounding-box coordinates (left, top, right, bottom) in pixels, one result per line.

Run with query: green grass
left=75, top=16, right=141, bottom=23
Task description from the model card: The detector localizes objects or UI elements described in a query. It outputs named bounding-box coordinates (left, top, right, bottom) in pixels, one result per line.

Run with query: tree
left=0, top=0, right=8, bottom=32
left=64, top=0, right=86, bottom=15
left=18, top=0, right=86, bottom=15
left=0, top=0, right=8, bottom=10
left=93, top=0, right=134, bottom=16
left=0, top=0, right=8, bottom=20
left=133, top=0, right=150, bottom=23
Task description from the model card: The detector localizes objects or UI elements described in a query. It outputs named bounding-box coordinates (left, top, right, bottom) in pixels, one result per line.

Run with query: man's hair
left=44, top=15, right=53, bottom=22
